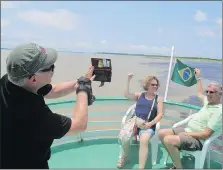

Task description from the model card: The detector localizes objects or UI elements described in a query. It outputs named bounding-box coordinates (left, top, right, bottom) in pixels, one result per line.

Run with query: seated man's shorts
left=172, top=127, right=203, bottom=151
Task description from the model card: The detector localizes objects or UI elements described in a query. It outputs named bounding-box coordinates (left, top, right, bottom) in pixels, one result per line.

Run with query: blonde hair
left=143, top=76, right=160, bottom=91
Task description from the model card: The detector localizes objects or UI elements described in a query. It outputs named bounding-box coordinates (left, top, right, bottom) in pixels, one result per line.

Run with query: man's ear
left=33, top=77, right=36, bottom=82
left=28, top=75, right=36, bottom=83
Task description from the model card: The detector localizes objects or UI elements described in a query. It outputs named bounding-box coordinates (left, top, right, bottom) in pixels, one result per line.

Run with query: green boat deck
left=47, top=98, right=222, bottom=169
left=49, top=138, right=222, bottom=169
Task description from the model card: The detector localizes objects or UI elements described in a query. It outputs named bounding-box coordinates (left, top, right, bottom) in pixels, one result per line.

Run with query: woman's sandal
left=169, top=164, right=176, bottom=169
left=117, top=157, right=128, bottom=169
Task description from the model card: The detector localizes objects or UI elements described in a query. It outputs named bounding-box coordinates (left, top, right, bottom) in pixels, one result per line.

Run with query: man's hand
left=84, top=65, right=95, bottom=80
left=76, top=76, right=95, bottom=105
left=194, top=68, right=201, bottom=78
left=178, top=132, right=189, bottom=137
left=75, top=66, right=95, bottom=89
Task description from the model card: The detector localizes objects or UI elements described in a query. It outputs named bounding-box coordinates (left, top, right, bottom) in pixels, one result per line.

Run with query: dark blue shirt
left=135, top=93, right=158, bottom=130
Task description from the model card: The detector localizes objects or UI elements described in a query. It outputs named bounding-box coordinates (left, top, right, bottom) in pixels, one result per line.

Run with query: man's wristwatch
left=76, top=76, right=95, bottom=106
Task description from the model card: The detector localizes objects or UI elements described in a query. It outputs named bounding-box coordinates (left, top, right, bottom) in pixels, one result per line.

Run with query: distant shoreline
left=1, top=48, right=221, bottom=63
left=96, top=52, right=222, bottom=62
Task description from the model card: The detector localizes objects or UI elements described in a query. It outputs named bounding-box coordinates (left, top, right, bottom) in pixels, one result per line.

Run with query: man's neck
left=22, top=85, right=38, bottom=94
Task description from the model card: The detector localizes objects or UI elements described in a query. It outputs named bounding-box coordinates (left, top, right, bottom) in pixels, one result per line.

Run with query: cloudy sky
left=1, top=1, right=222, bottom=59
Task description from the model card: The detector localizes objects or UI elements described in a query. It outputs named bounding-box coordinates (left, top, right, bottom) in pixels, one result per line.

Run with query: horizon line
left=1, top=47, right=221, bottom=61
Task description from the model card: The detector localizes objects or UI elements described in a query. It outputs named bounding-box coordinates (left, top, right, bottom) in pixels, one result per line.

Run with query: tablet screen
left=91, top=58, right=112, bottom=82
left=91, top=58, right=111, bottom=68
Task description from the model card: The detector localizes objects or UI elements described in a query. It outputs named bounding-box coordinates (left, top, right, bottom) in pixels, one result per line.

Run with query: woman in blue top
left=117, top=73, right=163, bottom=169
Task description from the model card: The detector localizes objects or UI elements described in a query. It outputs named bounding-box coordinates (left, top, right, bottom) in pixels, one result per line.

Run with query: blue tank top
left=135, top=93, right=158, bottom=130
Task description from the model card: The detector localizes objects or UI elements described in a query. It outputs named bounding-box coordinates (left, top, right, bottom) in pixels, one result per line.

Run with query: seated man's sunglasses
left=205, top=90, right=217, bottom=94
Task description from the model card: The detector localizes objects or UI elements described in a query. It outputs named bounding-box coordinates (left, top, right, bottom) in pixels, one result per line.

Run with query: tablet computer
left=91, top=58, right=112, bottom=82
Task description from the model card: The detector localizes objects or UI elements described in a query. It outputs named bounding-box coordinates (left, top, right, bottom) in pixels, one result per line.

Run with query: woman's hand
left=144, top=122, right=153, bottom=129
left=127, top=73, right=134, bottom=81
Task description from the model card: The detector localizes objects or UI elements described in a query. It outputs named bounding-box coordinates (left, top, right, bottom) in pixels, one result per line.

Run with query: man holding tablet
left=1, top=43, right=96, bottom=169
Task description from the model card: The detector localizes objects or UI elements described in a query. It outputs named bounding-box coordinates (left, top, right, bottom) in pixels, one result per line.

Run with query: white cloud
left=2, top=40, right=18, bottom=46
left=1, top=1, right=16, bottom=8
left=216, top=18, right=222, bottom=27
left=52, top=41, right=96, bottom=51
left=73, top=42, right=92, bottom=48
left=12, top=33, right=45, bottom=42
left=197, top=25, right=222, bottom=38
left=199, top=39, right=205, bottom=43
left=1, top=19, right=9, bottom=28
left=17, top=9, right=80, bottom=30
left=147, top=46, right=172, bottom=55
left=198, top=29, right=215, bottom=37
left=157, top=27, right=163, bottom=34
left=194, top=10, right=207, bottom=22
left=130, top=44, right=148, bottom=51
left=118, top=44, right=172, bottom=55
left=100, top=40, right=107, bottom=44
left=1, top=30, right=56, bottom=49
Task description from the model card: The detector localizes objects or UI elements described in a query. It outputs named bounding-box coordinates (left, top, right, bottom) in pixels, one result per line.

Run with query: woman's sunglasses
left=150, top=83, right=158, bottom=87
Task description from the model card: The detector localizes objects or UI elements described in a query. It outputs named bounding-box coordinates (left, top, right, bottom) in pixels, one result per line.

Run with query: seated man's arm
left=187, top=113, right=222, bottom=140
left=196, top=79, right=205, bottom=103
left=194, top=69, right=205, bottom=103
left=187, top=127, right=214, bottom=140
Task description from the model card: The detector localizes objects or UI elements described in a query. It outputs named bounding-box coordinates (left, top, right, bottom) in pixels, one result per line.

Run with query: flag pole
left=164, top=45, right=175, bottom=102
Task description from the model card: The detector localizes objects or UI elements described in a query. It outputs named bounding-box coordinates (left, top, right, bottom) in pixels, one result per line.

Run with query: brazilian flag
left=171, top=59, right=197, bottom=87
